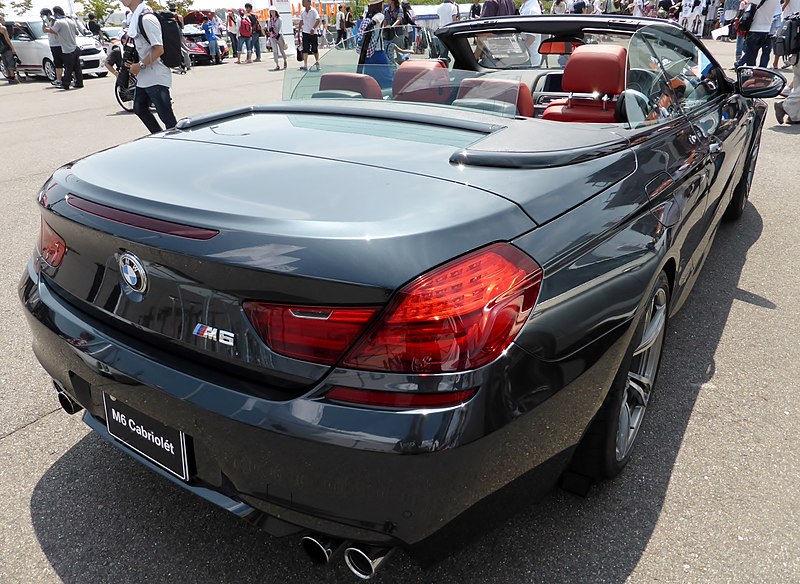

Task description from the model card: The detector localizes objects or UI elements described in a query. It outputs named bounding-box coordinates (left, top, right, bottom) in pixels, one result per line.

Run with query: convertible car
left=20, top=15, right=784, bottom=579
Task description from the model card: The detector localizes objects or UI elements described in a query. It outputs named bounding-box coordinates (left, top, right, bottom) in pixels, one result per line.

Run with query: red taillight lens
left=37, top=218, right=67, bottom=268
left=326, top=386, right=477, bottom=409
left=243, top=303, right=380, bottom=365
left=342, top=243, right=543, bottom=374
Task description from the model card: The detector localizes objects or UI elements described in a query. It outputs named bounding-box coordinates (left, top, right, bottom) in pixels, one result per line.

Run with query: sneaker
left=51, top=80, right=61, bottom=87
left=313, top=63, right=320, bottom=71
left=774, top=101, right=786, bottom=125
left=254, top=58, right=261, bottom=62
left=270, top=66, right=281, bottom=71
left=298, top=66, right=307, bottom=70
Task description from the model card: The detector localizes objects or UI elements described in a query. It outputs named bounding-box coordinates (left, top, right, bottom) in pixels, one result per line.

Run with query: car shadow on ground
left=30, top=204, right=765, bottom=584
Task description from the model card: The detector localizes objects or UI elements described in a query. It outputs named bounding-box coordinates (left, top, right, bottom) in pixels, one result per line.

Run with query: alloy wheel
left=43, top=59, right=56, bottom=82
left=615, top=285, right=667, bottom=461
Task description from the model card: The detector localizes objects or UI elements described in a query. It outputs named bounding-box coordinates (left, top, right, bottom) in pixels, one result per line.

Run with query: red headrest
left=392, top=59, right=451, bottom=104
left=319, top=72, right=383, bottom=100
left=562, top=45, right=627, bottom=95
left=456, top=78, right=534, bottom=117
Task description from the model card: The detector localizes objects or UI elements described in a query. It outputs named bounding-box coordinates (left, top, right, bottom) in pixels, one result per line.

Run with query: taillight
left=243, top=304, right=380, bottom=365
left=342, top=243, right=543, bottom=374
left=325, top=386, right=477, bottom=409
left=37, top=218, right=67, bottom=268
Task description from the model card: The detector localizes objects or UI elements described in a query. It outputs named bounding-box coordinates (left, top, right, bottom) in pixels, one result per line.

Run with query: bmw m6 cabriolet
left=20, top=15, right=785, bottom=580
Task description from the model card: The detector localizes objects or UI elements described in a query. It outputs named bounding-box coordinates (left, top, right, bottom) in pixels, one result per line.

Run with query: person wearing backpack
left=236, top=8, right=253, bottom=63
left=736, top=0, right=781, bottom=67
left=245, top=4, right=262, bottom=62
left=121, top=0, right=178, bottom=133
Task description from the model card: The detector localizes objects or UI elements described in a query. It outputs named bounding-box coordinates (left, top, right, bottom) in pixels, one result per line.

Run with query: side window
left=639, top=27, right=723, bottom=112
left=624, top=33, right=683, bottom=128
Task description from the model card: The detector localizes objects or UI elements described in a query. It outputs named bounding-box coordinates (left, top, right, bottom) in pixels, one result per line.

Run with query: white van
left=2, top=18, right=107, bottom=80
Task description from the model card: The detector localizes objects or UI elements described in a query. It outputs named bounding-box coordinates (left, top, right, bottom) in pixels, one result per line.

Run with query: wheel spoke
left=633, top=295, right=666, bottom=356
left=627, top=372, right=651, bottom=406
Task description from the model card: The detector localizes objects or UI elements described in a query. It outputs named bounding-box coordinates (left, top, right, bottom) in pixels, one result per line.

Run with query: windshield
left=28, top=21, right=47, bottom=39
left=283, top=24, right=528, bottom=119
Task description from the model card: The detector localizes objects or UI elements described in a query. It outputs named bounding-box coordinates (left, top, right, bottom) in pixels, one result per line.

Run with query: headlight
left=95, top=40, right=102, bottom=49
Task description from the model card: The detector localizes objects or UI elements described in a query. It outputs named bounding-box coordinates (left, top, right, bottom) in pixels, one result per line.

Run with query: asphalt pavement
left=1, top=40, right=799, bottom=584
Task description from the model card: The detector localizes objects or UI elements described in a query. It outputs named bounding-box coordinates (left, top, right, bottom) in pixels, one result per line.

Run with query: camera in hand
left=123, top=43, right=139, bottom=66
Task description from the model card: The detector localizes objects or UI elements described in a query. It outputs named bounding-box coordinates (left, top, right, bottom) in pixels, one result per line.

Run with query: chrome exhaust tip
left=344, top=545, right=394, bottom=580
left=54, top=381, right=82, bottom=415
left=300, top=535, right=345, bottom=565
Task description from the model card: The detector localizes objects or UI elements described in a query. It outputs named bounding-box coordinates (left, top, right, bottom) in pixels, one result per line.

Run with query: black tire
left=0, top=59, right=9, bottom=80
left=570, top=271, right=670, bottom=479
left=115, top=78, right=135, bottom=112
left=43, top=58, right=56, bottom=82
left=724, top=138, right=760, bottom=222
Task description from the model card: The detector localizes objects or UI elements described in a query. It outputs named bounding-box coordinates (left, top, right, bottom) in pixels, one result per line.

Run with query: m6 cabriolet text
left=110, top=407, right=176, bottom=455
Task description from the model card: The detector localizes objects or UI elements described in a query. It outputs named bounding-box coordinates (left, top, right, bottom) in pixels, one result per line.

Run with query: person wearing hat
left=43, top=6, right=83, bottom=90
left=267, top=8, right=288, bottom=70
left=39, top=8, right=63, bottom=86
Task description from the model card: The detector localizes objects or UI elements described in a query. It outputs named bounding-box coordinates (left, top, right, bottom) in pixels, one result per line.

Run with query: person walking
left=736, top=0, right=781, bottom=67
left=298, top=0, right=321, bottom=71
left=121, top=0, right=178, bottom=133
left=0, top=13, right=21, bottom=83
left=44, top=7, right=82, bottom=90
left=345, top=6, right=356, bottom=48
left=267, top=7, right=288, bottom=70
left=201, top=14, right=222, bottom=64
left=336, top=5, right=346, bottom=47
left=774, top=59, right=799, bottom=123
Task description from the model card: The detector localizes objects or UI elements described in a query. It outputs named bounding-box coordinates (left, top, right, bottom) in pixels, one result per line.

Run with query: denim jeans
left=252, top=33, right=261, bottom=59
left=133, top=84, right=177, bottom=134
left=237, top=35, right=253, bottom=55
left=735, top=34, right=745, bottom=60
left=208, top=38, right=220, bottom=60
left=737, top=31, right=771, bottom=67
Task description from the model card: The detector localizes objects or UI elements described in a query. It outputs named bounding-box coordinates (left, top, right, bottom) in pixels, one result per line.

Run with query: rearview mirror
left=737, top=66, right=786, bottom=98
left=538, top=39, right=584, bottom=55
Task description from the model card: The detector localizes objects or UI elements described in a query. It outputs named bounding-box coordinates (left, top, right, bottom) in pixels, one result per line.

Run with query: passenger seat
left=452, top=78, right=535, bottom=117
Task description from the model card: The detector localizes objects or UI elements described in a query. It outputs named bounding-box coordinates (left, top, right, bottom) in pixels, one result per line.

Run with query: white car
left=2, top=18, right=108, bottom=80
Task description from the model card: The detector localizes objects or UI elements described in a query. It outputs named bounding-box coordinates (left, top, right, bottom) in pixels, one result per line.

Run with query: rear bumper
left=20, top=261, right=627, bottom=551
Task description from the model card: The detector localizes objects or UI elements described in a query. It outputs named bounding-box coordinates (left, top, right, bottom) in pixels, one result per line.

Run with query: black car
left=20, top=15, right=785, bottom=580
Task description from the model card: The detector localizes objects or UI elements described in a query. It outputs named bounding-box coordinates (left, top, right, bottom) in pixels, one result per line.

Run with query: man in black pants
left=44, top=6, right=82, bottom=90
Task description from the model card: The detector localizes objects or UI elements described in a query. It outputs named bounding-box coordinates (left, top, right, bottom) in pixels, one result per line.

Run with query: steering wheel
left=627, top=68, right=662, bottom=105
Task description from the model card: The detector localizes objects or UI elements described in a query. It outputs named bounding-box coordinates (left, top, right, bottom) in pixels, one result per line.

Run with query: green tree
left=81, top=0, right=120, bottom=23
left=146, top=0, right=191, bottom=16
left=10, top=0, right=31, bottom=15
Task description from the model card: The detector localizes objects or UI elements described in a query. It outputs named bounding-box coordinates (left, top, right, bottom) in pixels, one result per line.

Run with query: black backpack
left=736, top=0, right=762, bottom=34
left=138, top=10, right=183, bottom=69
left=774, top=12, right=800, bottom=57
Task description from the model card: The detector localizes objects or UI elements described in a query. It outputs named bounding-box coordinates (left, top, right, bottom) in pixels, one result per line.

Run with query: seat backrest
left=455, top=78, right=535, bottom=117
left=542, top=44, right=627, bottom=123
left=561, top=44, right=627, bottom=95
left=392, top=59, right=451, bottom=104
left=318, top=72, right=383, bottom=100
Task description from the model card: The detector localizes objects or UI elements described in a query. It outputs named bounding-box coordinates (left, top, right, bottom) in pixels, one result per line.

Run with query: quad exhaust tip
left=343, top=545, right=393, bottom=580
left=300, top=535, right=345, bottom=565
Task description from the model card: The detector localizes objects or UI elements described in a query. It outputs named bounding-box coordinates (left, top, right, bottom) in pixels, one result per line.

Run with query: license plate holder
left=103, top=393, right=188, bottom=480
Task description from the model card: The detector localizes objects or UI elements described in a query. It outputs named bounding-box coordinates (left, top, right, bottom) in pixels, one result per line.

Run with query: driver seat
left=541, top=45, right=627, bottom=123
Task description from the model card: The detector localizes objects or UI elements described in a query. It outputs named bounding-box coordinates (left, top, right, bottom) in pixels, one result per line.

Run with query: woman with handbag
left=268, top=8, right=288, bottom=70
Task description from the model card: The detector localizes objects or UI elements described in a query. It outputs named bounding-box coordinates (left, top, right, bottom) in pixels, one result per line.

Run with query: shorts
left=51, top=45, right=64, bottom=68
left=1, top=48, right=14, bottom=72
left=302, top=32, right=318, bottom=54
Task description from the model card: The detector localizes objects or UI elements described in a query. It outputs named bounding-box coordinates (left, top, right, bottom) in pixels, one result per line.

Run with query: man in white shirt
left=43, top=7, right=82, bottom=89
left=434, top=0, right=458, bottom=61
left=632, top=0, right=646, bottom=16
left=299, top=0, right=321, bottom=71
left=737, top=0, right=781, bottom=67
left=121, top=0, right=178, bottom=133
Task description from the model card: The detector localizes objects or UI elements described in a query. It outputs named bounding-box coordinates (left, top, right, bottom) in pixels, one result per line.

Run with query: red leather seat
left=392, top=60, right=451, bottom=104
left=318, top=72, right=384, bottom=100
left=541, top=45, right=628, bottom=123
left=455, top=78, right=535, bottom=117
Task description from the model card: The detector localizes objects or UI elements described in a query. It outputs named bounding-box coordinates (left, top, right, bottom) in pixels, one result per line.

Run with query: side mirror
left=737, top=66, right=786, bottom=98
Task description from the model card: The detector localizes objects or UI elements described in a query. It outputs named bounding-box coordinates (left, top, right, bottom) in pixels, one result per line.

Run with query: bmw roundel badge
left=118, top=253, right=148, bottom=294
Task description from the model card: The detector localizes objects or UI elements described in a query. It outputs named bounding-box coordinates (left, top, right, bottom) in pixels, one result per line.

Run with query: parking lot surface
left=2, top=40, right=799, bottom=583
